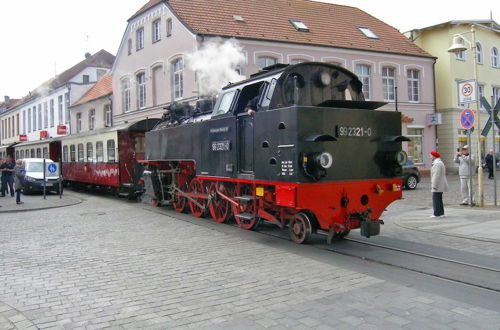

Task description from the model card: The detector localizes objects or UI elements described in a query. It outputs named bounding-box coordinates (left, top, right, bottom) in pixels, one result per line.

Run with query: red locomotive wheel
left=289, top=212, right=312, bottom=244
left=188, top=178, right=206, bottom=218
left=172, top=178, right=188, bottom=213
left=209, top=182, right=233, bottom=223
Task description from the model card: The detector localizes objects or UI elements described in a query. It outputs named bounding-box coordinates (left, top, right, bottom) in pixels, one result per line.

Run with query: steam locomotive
left=143, top=62, right=407, bottom=244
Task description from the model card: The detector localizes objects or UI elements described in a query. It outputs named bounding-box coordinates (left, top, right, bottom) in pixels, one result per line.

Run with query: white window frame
left=104, top=104, right=112, bottom=127
left=152, top=19, right=161, bottom=43
left=355, top=64, right=371, bottom=100
left=257, top=56, right=277, bottom=69
left=76, top=112, right=82, bottom=133
left=136, top=27, right=144, bottom=51
left=492, top=47, right=499, bottom=68
left=89, top=109, right=96, bottom=130
left=121, top=77, right=131, bottom=112
left=382, top=66, right=396, bottom=101
left=137, top=72, right=147, bottom=108
left=476, top=42, right=483, bottom=64
left=407, top=69, right=420, bottom=103
left=58, top=95, right=63, bottom=125
left=166, top=18, right=172, bottom=37
left=43, top=102, right=48, bottom=129
left=50, top=99, right=54, bottom=127
left=171, top=58, right=183, bottom=100
left=455, top=39, right=466, bottom=60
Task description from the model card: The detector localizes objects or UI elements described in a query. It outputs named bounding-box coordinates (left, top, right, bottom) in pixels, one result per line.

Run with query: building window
left=58, top=95, right=63, bottom=125
left=127, top=39, right=132, bottom=55
left=38, top=104, right=42, bottom=130
left=407, top=128, right=423, bottom=164
left=33, top=106, right=37, bottom=132
left=50, top=99, right=54, bottom=127
left=358, top=27, right=378, bottom=39
left=22, top=111, right=26, bottom=134
left=86, top=142, right=93, bottom=162
left=479, top=85, right=485, bottom=110
left=96, top=141, right=104, bottom=162
left=407, top=69, right=420, bottom=102
left=493, top=87, right=500, bottom=106
left=476, top=42, right=483, bottom=64
left=36, top=148, right=41, bottom=158
left=30, top=148, right=35, bottom=158
left=77, top=143, right=84, bottom=162
left=76, top=112, right=82, bottom=133
left=28, top=108, right=31, bottom=133
left=257, top=56, right=277, bottom=69
left=43, top=102, right=48, bottom=128
left=107, top=139, right=116, bottom=162
left=172, top=59, right=183, bottom=100
left=289, top=20, right=309, bottom=32
left=64, top=92, right=70, bottom=124
left=96, top=69, right=106, bottom=80
left=83, top=75, right=90, bottom=83
left=382, top=67, right=396, bottom=101
left=153, top=19, right=161, bottom=42
left=121, top=78, right=131, bottom=112
left=137, top=72, right=146, bottom=108
left=104, top=104, right=112, bottom=127
left=166, top=18, right=172, bottom=37
left=20, top=150, right=24, bottom=159
left=492, top=47, right=499, bottom=68
left=89, top=109, right=95, bottom=130
left=63, top=146, right=68, bottom=162
left=136, top=27, right=144, bottom=51
left=355, top=64, right=371, bottom=100
left=70, top=145, right=76, bottom=162
left=43, top=147, right=48, bottom=159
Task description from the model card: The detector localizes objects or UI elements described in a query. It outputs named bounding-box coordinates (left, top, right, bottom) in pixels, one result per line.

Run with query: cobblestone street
left=1, top=184, right=500, bottom=329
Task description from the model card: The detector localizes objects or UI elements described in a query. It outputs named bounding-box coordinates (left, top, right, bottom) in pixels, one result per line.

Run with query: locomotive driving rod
left=170, top=185, right=207, bottom=210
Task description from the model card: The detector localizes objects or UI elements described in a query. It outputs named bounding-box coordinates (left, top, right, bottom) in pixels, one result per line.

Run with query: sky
left=0, top=0, right=498, bottom=100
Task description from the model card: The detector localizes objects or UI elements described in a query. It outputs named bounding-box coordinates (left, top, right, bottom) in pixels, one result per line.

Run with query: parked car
left=22, top=158, right=62, bottom=194
left=403, top=159, right=421, bottom=190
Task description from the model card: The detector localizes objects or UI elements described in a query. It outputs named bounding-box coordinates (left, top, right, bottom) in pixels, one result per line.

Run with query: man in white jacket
left=430, top=151, right=448, bottom=218
left=453, top=145, right=474, bottom=205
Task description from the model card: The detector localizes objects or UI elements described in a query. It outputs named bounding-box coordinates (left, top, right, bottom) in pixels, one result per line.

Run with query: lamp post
left=448, top=25, right=484, bottom=206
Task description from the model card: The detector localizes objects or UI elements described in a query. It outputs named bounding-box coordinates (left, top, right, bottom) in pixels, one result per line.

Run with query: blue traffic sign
left=460, top=109, right=475, bottom=130
left=47, top=163, right=58, bottom=174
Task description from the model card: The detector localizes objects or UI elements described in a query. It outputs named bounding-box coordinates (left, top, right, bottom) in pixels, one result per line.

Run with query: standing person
left=485, top=150, right=495, bottom=179
left=454, top=145, right=474, bottom=205
left=14, top=159, right=25, bottom=204
left=430, top=151, right=448, bottom=218
left=0, top=157, right=15, bottom=197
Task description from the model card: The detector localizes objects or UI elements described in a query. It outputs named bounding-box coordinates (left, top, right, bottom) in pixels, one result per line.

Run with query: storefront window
left=407, top=127, right=423, bottom=164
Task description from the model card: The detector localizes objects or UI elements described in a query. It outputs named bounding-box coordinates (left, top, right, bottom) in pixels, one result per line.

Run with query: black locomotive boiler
left=143, top=62, right=407, bottom=243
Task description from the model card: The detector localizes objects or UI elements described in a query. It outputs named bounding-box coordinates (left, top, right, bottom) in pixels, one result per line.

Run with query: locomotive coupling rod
left=171, top=185, right=206, bottom=210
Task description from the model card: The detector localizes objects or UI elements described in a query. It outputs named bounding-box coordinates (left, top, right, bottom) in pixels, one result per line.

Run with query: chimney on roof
left=4, top=96, right=10, bottom=104
left=85, top=52, right=91, bottom=59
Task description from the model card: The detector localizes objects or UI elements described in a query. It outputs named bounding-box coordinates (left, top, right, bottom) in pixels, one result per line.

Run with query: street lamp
left=447, top=25, right=484, bottom=207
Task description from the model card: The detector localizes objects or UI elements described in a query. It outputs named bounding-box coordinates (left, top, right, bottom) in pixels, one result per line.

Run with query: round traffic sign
left=461, top=83, right=474, bottom=97
left=460, top=109, right=475, bottom=129
left=47, top=163, right=58, bottom=174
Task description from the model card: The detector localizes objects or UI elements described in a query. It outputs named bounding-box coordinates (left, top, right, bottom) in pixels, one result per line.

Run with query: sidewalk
left=0, top=193, right=82, bottom=213
left=393, top=205, right=500, bottom=243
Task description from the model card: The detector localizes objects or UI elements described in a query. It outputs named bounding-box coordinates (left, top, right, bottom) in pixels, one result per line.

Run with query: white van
left=22, top=158, right=62, bottom=194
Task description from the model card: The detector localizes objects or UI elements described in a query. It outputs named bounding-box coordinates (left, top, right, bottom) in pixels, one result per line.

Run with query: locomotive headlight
left=316, top=152, right=333, bottom=169
left=315, top=71, right=332, bottom=87
left=395, top=150, right=408, bottom=166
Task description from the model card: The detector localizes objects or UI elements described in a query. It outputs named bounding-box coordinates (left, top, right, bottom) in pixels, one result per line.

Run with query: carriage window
left=70, top=145, right=75, bottom=162
left=86, top=142, right=93, bottom=162
left=15, top=151, right=19, bottom=159
left=107, top=140, right=116, bottom=162
left=214, top=91, right=236, bottom=115
left=31, top=148, right=35, bottom=158
left=96, top=141, right=104, bottom=162
left=36, top=148, right=41, bottom=158
left=77, top=144, right=84, bottom=162
left=20, top=150, right=25, bottom=159
left=42, top=147, right=48, bottom=159
left=135, top=136, right=146, bottom=153
left=63, top=146, right=68, bottom=162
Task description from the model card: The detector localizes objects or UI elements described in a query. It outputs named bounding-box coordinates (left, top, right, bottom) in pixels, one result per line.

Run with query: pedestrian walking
left=430, top=151, right=448, bottom=218
left=14, top=159, right=25, bottom=205
left=485, top=150, right=495, bottom=179
left=0, top=157, right=15, bottom=197
left=454, top=145, right=474, bottom=205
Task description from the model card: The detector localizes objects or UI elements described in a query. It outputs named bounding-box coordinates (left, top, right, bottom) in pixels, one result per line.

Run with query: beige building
left=407, top=20, right=500, bottom=170
left=112, top=0, right=437, bottom=170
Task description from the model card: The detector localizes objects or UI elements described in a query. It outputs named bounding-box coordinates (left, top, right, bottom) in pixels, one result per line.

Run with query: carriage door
left=237, top=114, right=254, bottom=174
left=132, top=133, right=146, bottom=183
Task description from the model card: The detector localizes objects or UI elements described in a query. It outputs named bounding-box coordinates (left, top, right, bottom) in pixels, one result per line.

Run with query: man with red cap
left=430, top=151, right=448, bottom=217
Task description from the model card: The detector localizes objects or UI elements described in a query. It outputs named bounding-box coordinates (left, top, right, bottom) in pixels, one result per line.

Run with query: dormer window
left=290, top=20, right=309, bottom=32
left=358, top=27, right=378, bottom=39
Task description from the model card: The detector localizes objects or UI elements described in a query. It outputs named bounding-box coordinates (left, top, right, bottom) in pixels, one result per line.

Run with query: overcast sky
left=0, top=0, right=498, bottom=99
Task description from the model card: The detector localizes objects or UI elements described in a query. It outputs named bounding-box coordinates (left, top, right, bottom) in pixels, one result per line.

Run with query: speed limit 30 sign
left=458, top=80, right=477, bottom=104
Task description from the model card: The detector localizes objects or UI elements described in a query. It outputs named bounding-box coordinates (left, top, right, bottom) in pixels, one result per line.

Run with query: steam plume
left=186, top=38, right=245, bottom=96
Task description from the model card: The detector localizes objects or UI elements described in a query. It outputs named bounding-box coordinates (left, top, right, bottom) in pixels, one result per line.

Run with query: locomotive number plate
left=336, top=125, right=374, bottom=138
left=211, top=140, right=231, bottom=151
